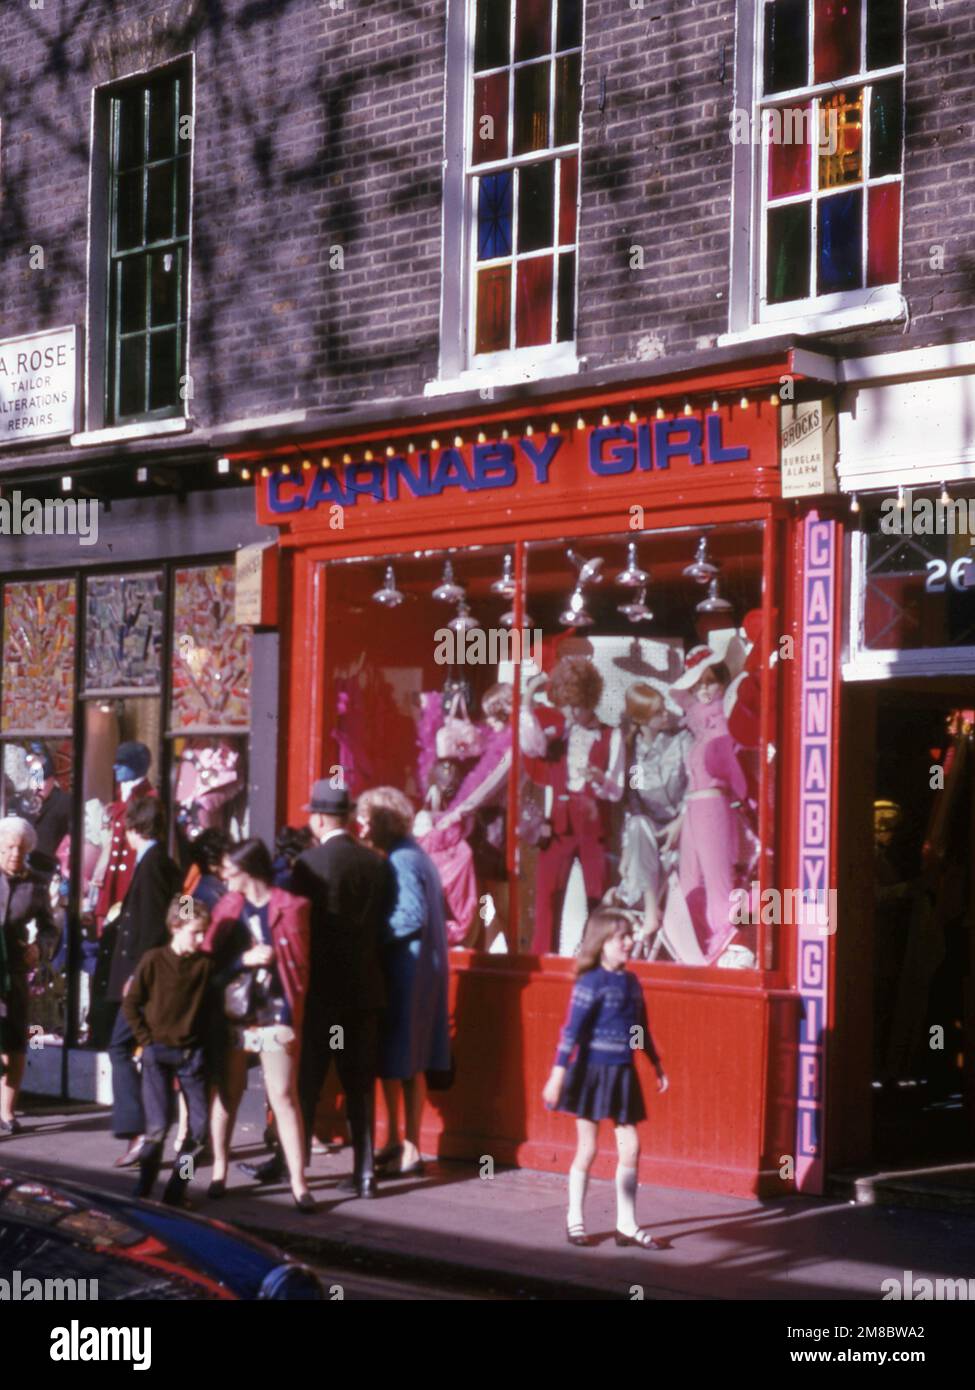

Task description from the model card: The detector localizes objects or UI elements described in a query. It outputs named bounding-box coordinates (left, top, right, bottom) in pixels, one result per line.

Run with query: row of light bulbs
left=227, top=391, right=781, bottom=482
left=371, top=535, right=731, bottom=630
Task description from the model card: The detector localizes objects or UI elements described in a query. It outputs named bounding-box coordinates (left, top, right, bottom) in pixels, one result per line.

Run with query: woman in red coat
left=204, top=838, right=314, bottom=1212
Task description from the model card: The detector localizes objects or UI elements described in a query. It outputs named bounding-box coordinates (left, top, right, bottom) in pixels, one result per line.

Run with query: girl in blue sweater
left=542, top=908, right=668, bottom=1248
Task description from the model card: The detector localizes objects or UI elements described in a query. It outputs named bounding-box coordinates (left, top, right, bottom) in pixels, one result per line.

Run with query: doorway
left=865, top=684, right=974, bottom=1164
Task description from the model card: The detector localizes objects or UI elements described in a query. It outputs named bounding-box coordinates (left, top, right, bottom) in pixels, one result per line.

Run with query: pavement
left=5, top=1092, right=975, bottom=1301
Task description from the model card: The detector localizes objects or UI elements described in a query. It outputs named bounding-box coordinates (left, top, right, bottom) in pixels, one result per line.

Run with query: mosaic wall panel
left=2, top=580, right=76, bottom=733
left=84, top=571, right=164, bottom=692
left=171, top=565, right=251, bottom=730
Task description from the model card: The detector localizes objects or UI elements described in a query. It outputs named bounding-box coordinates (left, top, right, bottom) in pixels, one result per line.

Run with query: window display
left=2, top=579, right=76, bottom=734
left=323, top=523, right=768, bottom=966
left=171, top=564, right=251, bottom=730
left=84, top=571, right=164, bottom=692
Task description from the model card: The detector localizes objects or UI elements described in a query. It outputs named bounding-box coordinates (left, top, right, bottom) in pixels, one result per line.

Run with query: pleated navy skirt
left=558, top=1057, right=646, bottom=1125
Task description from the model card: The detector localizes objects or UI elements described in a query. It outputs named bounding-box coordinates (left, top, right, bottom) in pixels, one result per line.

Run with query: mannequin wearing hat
left=669, top=648, right=748, bottom=964
left=522, top=657, right=623, bottom=955
left=91, top=742, right=157, bottom=929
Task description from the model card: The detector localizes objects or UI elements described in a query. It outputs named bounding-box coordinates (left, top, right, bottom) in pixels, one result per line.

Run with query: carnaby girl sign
left=256, top=403, right=778, bottom=527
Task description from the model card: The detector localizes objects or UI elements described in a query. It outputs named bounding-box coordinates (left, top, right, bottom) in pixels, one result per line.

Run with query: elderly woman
left=0, top=817, right=56, bottom=1134
left=357, top=787, right=450, bottom=1178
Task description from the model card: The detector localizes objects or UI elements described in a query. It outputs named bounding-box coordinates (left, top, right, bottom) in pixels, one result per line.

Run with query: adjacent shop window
left=105, top=64, right=191, bottom=423
left=741, top=0, right=905, bottom=327
left=848, top=498, right=975, bottom=674
left=467, top=0, right=583, bottom=362
left=322, top=525, right=770, bottom=968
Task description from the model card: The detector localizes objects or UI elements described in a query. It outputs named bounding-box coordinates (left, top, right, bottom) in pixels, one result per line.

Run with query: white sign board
left=0, top=326, right=77, bottom=446
left=780, top=399, right=837, bottom=499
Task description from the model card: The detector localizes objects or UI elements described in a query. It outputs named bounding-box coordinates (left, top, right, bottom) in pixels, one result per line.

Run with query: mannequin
left=669, top=649, right=748, bottom=964
left=91, top=741, right=157, bottom=927
left=522, top=658, right=622, bottom=955
left=415, top=758, right=479, bottom=946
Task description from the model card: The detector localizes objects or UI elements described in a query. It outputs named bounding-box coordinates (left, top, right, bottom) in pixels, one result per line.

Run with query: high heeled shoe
left=207, top=1179, right=227, bottom=1200
left=293, top=1191, right=317, bottom=1214
left=614, top=1228, right=661, bottom=1249
left=566, top=1223, right=593, bottom=1247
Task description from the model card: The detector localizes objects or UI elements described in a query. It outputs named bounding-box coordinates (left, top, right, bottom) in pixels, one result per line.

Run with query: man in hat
left=242, top=783, right=390, bottom=1197
left=91, top=742, right=156, bottom=928
left=25, top=744, right=72, bottom=861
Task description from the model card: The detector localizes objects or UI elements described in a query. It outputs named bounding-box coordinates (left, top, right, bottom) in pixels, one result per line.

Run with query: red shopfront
left=231, top=351, right=842, bottom=1199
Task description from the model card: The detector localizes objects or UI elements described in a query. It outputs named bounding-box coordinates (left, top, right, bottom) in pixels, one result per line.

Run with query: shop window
left=103, top=64, right=192, bottom=424
left=169, top=564, right=251, bottom=867
left=321, top=526, right=771, bottom=967
left=729, top=0, right=905, bottom=334
left=436, top=0, right=583, bottom=388
left=84, top=571, right=164, bottom=693
left=846, top=499, right=975, bottom=678
left=1, top=579, right=76, bottom=735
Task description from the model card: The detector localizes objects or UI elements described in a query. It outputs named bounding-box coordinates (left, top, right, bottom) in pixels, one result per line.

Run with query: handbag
left=435, top=690, right=484, bottom=762
left=223, top=971, right=255, bottom=1022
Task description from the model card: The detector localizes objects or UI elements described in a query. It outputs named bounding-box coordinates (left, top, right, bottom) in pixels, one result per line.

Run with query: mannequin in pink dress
left=670, top=648, right=748, bottom=964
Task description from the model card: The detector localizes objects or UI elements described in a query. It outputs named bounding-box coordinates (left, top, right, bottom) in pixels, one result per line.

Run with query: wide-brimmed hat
left=671, top=631, right=747, bottom=691
left=303, top=781, right=352, bottom=815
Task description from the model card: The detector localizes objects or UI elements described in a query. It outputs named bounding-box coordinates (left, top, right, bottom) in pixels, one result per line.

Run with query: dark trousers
left=108, top=1007, right=145, bottom=1139
left=136, top=1043, right=209, bottom=1201
left=298, top=1010, right=378, bottom=1182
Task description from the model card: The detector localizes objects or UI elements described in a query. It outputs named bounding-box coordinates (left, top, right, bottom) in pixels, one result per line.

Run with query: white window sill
left=425, top=348, right=582, bottom=399
left=718, top=297, right=907, bottom=347
left=71, top=416, right=190, bottom=447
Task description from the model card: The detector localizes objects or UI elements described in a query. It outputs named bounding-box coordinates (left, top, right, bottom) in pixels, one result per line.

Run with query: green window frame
left=106, top=66, right=191, bottom=424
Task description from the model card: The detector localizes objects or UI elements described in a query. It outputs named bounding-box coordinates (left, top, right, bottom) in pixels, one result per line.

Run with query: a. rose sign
left=0, top=326, right=78, bottom=445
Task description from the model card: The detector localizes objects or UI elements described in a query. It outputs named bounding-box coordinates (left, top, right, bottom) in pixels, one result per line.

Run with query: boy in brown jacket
left=122, top=896, right=212, bottom=1205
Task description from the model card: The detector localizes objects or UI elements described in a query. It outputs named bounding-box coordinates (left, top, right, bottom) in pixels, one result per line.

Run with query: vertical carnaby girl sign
left=795, top=513, right=837, bottom=1194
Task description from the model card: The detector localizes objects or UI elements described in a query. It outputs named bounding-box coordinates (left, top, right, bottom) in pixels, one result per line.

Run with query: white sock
left=615, top=1163, right=639, bottom=1236
left=568, top=1166, right=589, bottom=1230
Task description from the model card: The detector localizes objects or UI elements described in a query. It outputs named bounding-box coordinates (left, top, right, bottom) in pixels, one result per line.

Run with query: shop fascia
left=264, top=410, right=753, bottom=515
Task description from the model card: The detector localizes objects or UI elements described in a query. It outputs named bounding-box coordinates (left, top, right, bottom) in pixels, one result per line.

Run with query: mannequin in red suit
left=523, top=657, right=622, bottom=955
left=91, top=741, right=157, bottom=928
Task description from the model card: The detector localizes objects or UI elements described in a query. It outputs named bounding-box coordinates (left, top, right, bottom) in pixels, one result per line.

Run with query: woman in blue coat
left=357, top=786, right=450, bottom=1178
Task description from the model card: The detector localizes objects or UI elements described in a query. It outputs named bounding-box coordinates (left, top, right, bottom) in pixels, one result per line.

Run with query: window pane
left=475, top=0, right=511, bottom=70
left=766, top=201, right=811, bottom=303
left=171, top=565, right=252, bottom=731
left=515, top=0, right=552, bottom=61
left=555, top=52, right=581, bottom=146
left=84, top=571, right=165, bottom=692
left=763, top=0, right=808, bottom=94
left=175, top=156, right=191, bottom=236
left=119, top=337, right=147, bottom=417
left=768, top=104, right=812, bottom=197
left=819, top=88, right=863, bottom=189
left=557, top=249, right=575, bottom=341
left=116, top=88, right=145, bottom=171
left=475, top=266, right=512, bottom=353
left=173, top=734, right=249, bottom=861
left=148, top=329, right=179, bottom=411
left=514, top=62, right=550, bottom=154
left=870, top=77, right=903, bottom=177
left=556, top=0, right=582, bottom=50
left=867, top=0, right=903, bottom=70
left=516, top=254, right=553, bottom=347
left=473, top=72, right=509, bottom=164
left=867, top=182, right=900, bottom=286
left=119, top=256, right=147, bottom=334
left=815, top=0, right=861, bottom=84
left=518, top=161, right=555, bottom=253
left=150, top=249, right=180, bottom=327
left=115, top=171, right=144, bottom=251
left=147, top=80, right=176, bottom=161
left=146, top=163, right=175, bottom=243
left=818, top=188, right=863, bottom=293
left=477, top=171, right=513, bottom=260
left=1, top=580, right=76, bottom=734
left=559, top=154, right=578, bottom=243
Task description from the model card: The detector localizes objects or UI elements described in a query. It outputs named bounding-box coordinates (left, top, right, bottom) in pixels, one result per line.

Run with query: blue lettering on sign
left=306, top=468, right=351, bottom=508
left=387, top=453, right=433, bottom=501
left=430, top=449, right=475, bottom=494
left=707, top=413, right=750, bottom=463
left=519, top=433, right=562, bottom=484
left=656, top=419, right=705, bottom=469
left=471, top=442, right=516, bottom=490
left=637, top=423, right=653, bottom=472
left=345, top=463, right=384, bottom=503
left=589, top=426, right=635, bottom=476
left=268, top=473, right=305, bottom=513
